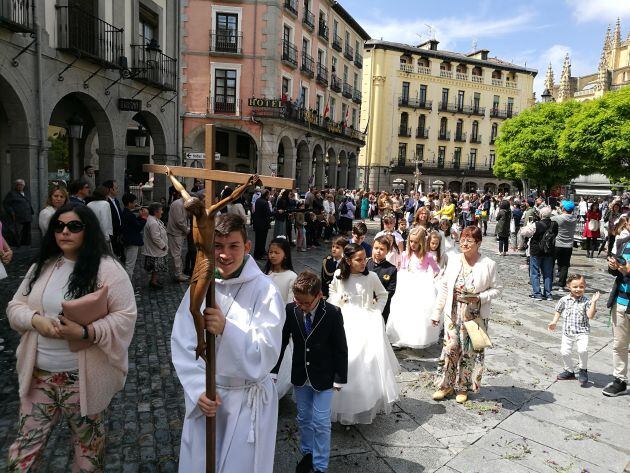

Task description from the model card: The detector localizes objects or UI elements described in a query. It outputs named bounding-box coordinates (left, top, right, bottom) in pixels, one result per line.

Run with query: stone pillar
left=314, top=158, right=325, bottom=189
left=339, top=159, right=349, bottom=189
left=152, top=153, right=178, bottom=202
left=282, top=145, right=297, bottom=183
left=327, top=157, right=338, bottom=188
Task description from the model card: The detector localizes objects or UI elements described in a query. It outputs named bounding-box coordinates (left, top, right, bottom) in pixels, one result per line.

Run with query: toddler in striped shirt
left=548, top=274, right=600, bottom=386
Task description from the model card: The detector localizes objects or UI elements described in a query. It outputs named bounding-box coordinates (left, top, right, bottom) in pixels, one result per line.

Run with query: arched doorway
left=312, top=144, right=324, bottom=188
left=125, top=111, right=168, bottom=187
left=484, top=183, right=497, bottom=194
left=295, top=141, right=310, bottom=191
left=277, top=136, right=294, bottom=178
left=432, top=179, right=445, bottom=192
left=337, top=150, right=347, bottom=188
left=464, top=181, right=478, bottom=193
left=498, top=183, right=511, bottom=194
left=448, top=181, right=462, bottom=193
left=347, top=152, right=357, bottom=189
left=188, top=125, right=258, bottom=174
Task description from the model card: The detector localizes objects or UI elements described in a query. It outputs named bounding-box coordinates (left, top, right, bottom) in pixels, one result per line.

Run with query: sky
left=341, top=0, right=630, bottom=98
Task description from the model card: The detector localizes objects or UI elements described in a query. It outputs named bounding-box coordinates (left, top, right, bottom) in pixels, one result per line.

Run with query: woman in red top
left=583, top=202, right=602, bottom=258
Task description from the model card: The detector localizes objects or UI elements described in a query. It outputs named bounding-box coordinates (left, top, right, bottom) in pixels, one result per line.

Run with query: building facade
left=182, top=0, right=369, bottom=191
left=0, top=0, right=180, bottom=220
left=360, top=39, right=536, bottom=194
left=544, top=18, right=629, bottom=103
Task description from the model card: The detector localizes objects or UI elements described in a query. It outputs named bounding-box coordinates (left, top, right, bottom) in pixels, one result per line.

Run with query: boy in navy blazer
left=271, top=271, right=348, bottom=473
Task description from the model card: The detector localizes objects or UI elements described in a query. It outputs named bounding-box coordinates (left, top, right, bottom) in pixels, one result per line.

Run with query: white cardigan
left=87, top=200, right=113, bottom=241
left=431, top=254, right=502, bottom=321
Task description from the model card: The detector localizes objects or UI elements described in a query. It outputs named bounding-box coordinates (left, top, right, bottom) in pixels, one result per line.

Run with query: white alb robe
left=171, top=256, right=285, bottom=473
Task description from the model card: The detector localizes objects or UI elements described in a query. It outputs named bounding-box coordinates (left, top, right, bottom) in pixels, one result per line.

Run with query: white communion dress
left=328, top=270, right=400, bottom=424
left=386, top=252, right=441, bottom=349
left=268, top=270, right=297, bottom=399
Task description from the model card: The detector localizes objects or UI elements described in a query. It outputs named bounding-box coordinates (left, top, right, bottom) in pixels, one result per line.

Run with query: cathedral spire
left=612, top=17, right=621, bottom=48
left=557, top=53, right=572, bottom=102
left=544, top=62, right=554, bottom=91
left=595, top=50, right=608, bottom=91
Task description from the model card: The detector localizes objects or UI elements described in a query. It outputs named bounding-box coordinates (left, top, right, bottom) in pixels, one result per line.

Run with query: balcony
left=354, top=52, right=363, bottom=68
left=438, top=131, right=451, bottom=141
left=301, top=52, right=315, bottom=78
left=456, top=72, right=469, bottom=81
left=490, top=107, right=515, bottom=119
left=463, top=104, right=486, bottom=116
left=332, top=32, right=342, bottom=52
left=316, top=63, right=328, bottom=86
left=282, top=39, right=298, bottom=67
left=398, top=96, right=432, bottom=110
left=416, top=127, right=429, bottom=139
left=398, top=126, right=411, bottom=137
left=342, top=82, right=353, bottom=99
left=452, top=159, right=461, bottom=170
left=0, top=0, right=34, bottom=33
left=213, top=96, right=237, bottom=114
left=318, top=20, right=329, bottom=41
left=130, top=44, right=177, bottom=91
left=491, top=78, right=504, bottom=87
left=56, top=5, right=124, bottom=68
left=251, top=104, right=366, bottom=144
left=471, top=74, right=483, bottom=83
left=352, top=89, right=361, bottom=104
left=440, top=69, right=453, bottom=79
left=505, top=80, right=518, bottom=89
left=344, top=44, right=354, bottom=61
left=490, top=136, right=496, bottom=145
left=469, top=134, right=482, bottom=144
left=330, top=75, right=341, bottom=92
left=438, top=102, right=460, bottom=113
left=284, top=0, right=298, bottom=17
left=210, top=30, right=242, bottom=55
left=454, top=131, right=467, bottom=142
left=303, top=9, right=315, bottom=31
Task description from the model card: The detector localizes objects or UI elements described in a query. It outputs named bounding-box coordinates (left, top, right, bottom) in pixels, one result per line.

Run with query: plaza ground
left=0, top=220, right=628, bottom=472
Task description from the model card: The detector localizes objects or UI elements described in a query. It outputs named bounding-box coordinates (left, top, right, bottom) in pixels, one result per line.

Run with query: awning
left=574, top=188, right=612, bottom=196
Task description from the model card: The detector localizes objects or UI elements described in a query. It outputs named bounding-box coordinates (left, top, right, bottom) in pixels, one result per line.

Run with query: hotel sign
left=118, top=98, right=142, bottom=112
left=248, top=98, right=284, bottom=108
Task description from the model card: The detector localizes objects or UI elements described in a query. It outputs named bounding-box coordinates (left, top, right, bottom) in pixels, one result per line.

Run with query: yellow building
left=359, top=39, right=537, bottom=194
left=545, top=18, right=630, bottom=103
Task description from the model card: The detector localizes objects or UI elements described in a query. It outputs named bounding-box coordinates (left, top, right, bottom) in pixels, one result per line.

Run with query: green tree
left=559, top=87, right=630, bottom=181
left=48, top=135, right=69, bottom=171
left=493, top=100, right=583, bottom=193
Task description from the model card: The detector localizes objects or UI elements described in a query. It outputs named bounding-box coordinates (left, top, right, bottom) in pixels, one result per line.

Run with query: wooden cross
left=143, top=124, right=294, bottom=473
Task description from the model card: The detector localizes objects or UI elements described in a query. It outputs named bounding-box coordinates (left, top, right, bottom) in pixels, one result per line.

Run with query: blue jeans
left=531, top=255, right=553, bottom=298
left=294, top=385, right=333, bottom=472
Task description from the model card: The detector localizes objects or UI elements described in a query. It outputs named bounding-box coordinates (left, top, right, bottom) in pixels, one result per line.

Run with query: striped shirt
left=555, top=295, right=592, bottom=335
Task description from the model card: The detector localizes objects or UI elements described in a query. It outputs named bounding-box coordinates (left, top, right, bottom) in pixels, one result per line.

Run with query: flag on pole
left=344, top=106, right=349, bottom=126
left=323, top=94, right=330, bottom=118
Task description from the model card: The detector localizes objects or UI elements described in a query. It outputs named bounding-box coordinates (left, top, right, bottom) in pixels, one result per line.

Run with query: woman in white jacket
left=431, top=225, right=502, bottom=403
left=87, top=186, right=113, bottom=244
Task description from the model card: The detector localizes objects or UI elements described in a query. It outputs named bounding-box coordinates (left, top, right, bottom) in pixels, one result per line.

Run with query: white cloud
left=568, top=0, right=630, bottom=23
left=358, top=11, right=536, bottom=51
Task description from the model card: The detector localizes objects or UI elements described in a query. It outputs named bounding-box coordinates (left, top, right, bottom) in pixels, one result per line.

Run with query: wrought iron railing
left=330, top=75, right=341, bottom=92
left=398, top=96, right=432, bottom=110
left=210, top=30, right=242, bottom=54
left=130, top=44, right=177, bottom=91
left=284, top=0, right=298, bottom=16
left=438, top=130, right=451, bottom=141
left=469, top=134, right=482, bottom=144
left=282, top=39, right=298, bottom=67
left=354, top=52, right=363, bottom=68
left=342, top=82, right=353, bottom=98
left=213, top=95, right=238, bottom=114
left=454, top=131, right=467, bottom=142
left=301, top=52, right=315, bottom=77
left=56, top=5, right=123, bottom=68
left=416, top=127, right=429, bottom=139
left=398, top=126, right=411, bottom=137
left=353, top=89, right=361, bottom=104
left=332, top=32, right=342, bottom=51
left=318, top=19, right=329, bottom=41
left=344, top=43, right=354, bottom=61
left=0, top=0, right=34, bottom=32
left=316, top=63, right=328, bottom=86
left=303, top=9, right=314, bottom=30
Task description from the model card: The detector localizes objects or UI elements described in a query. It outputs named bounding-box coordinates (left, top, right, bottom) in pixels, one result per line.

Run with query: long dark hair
left=264, top=236, right=294, bottom=273
left=337, top=243, right=368, bottom=280
left=26, top=204, right=111, bottom=299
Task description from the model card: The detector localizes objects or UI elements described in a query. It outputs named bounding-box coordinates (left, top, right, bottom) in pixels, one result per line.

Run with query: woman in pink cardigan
left=6, top=204, right=136, bottom=472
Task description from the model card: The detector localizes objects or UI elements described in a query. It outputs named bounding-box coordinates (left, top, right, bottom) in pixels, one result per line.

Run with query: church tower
left=557, top=53, right=572, bottom=102
left=595, top=50, right=608, bottom=92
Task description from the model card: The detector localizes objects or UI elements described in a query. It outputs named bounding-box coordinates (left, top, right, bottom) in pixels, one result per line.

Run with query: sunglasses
left=53, top=220, right=85, bottom=233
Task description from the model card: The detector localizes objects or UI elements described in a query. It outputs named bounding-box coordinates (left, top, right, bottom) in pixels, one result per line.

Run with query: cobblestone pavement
left=1, top=220, right=629, bottom=472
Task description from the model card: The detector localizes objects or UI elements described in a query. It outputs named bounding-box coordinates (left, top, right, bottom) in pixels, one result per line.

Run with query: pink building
left=182, top=0, right=369, bottom=190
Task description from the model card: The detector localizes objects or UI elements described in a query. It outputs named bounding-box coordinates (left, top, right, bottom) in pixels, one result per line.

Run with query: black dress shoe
left=296, top=453, right=313, bottom=473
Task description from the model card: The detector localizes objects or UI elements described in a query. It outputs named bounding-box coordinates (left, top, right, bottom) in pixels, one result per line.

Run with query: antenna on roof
left=471, top=37, right=477, bottom=52
left=424, top=24, right=435, bottom=40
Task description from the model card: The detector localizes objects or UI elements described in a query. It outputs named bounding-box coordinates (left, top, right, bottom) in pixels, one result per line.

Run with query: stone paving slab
left=1, top=220, right=628, bottom=472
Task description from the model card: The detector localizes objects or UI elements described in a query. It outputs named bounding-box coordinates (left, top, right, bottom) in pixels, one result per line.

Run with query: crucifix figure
left=144, top=124, right=293, bottom=473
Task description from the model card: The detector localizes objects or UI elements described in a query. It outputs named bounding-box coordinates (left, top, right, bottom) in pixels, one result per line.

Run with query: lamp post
left=135, top=125, right=148, bottom=147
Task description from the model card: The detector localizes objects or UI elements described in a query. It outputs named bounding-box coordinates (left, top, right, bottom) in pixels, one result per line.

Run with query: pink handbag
left=61, top=285, right=109, bottom=352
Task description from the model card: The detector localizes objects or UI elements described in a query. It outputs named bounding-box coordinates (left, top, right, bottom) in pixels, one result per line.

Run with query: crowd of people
left=1, top=175, right=629, bottom=472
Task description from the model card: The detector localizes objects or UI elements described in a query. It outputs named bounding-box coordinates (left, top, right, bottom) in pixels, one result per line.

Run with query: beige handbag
left=463, top=317, right=493, bottom=350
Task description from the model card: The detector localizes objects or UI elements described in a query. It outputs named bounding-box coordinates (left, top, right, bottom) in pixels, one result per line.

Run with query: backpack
left=340, top=201, right=348, bottom=214
left=540, top=221, right=557, bottom=255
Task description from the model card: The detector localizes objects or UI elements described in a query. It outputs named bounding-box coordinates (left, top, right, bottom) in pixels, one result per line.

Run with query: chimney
left=418, top=39, right=439, bottom=51
left=467, top=49, right=489, bottom=60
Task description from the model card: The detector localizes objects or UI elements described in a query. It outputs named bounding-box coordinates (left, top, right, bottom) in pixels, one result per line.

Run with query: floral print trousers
left=436, top=314, right=486, bottom=393
left=7, top=369, right=105, bottom=472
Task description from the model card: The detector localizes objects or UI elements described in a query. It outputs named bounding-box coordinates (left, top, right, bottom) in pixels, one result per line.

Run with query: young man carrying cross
left=171, top=213, right=285, bottom=473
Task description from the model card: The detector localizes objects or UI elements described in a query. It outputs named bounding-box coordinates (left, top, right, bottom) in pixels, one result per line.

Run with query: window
left=316, top=94, right=323, bottom=117
left=331, top=56, right=337, bottom=74
left=353, top=72, right=359, bottom=90
left=139, top=4, right=158, bottom=44
left=333, top=19, right=338, bottom=36
left=456, top=119, right=463, bottom=137
left=343, top=65, right=348, bottom=83
left=453, top=147, right=461, bottom=169
left=400, top=112, right=409, bottom=127
left=492, top=95, right=500, bottom=111
left=419, top=85, right=427, bottom=103
left=352, top=108, right=357, bottom=129
left=439, top=117, right=448, bottom=136
left=473, top=92, right=481, bottom=111
left=398, top=143, right=407, bottom=160
left=216, top=12, right=237, bottom=36
left=355, top=39, right=360, bottom=55
left=457, top=90, right=465, bottom=110
left=438, top=146, right=445, bottom=167
left=490, top=123, right=498, bottom=142
left=507, top=97, right=514, bottom=114
left=442, top=88, right=449, bottom=106
left=330, top=97, right=336, bottom=120
left=317, top=49, right=325, bottom=65
left=341, top=103, right=347, bottom=123
left=302, top=37, right=310, bottom=55
left=345, top=31, right=350, bottom=46
left=469, top=148, right=477, bottom=169
left=415, top=144, right=424, bottom=161
left=282, top=77, right=290, bottom=98
left=214, top=69, right=237, bottom=113
left=418, top=114, right=426, bottom=132
left=402, top=81, right=410, bottom=101
left=283, top=25, right=292, bottom=43
left=489, top=152, right=495, bottom=169
left=471, top=120, right=479, bottom=140
left=300, top=85, right=308, bottom=108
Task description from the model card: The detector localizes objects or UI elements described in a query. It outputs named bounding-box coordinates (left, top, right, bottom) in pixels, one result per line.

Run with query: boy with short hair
left=548, top=274, right=600, bottom=386
left=271, top=271, right=348, bottom=473
left=321, top=235, right=348, bottom=299
left=398, top=218, right=409, bottom=251
left=350, top=221, right=372, bottom=257
left=375, top=216, right=404, bottom=254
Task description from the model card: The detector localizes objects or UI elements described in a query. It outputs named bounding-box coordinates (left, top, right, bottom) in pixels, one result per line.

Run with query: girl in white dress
left=264, top=237, right=297, bottom=398
left=387, top=226, right=441, bottom=349
left=328, top=243, right=400, bottom=424
left=428, top=230, right=447, bottom=272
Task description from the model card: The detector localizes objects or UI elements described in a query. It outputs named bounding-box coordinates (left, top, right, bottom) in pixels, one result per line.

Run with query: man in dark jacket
left=3, top=179, right=33, bottom=246
left=252, top=189, right=272, bottom=259
left=121, top=193, right=147, bottom=282
left=271, top=271, right=347, bottom=473
left=521, top=206, right=558, bottom=300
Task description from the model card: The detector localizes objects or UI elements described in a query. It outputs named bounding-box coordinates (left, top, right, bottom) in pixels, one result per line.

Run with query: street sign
left=186, top=152, right=205, bottom=160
